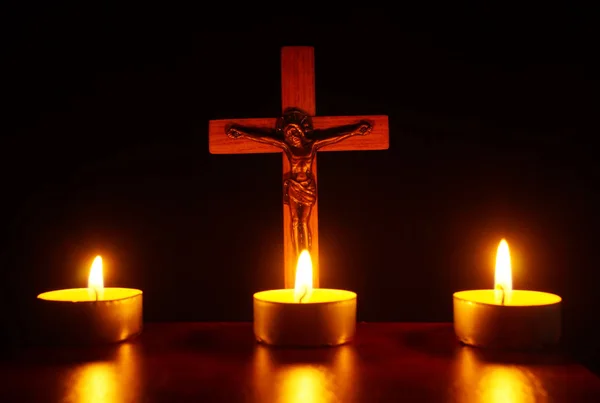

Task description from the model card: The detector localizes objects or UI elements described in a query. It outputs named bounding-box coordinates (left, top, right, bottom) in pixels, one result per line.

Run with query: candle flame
left=494, top=240, right=512, bottom=303
left=294, top=250, right=313, bottom=303
left=88, top=256, right=104, bottom=299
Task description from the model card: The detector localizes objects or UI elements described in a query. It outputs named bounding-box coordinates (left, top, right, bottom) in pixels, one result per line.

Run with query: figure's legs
left=290, top=201, right=301, bottom=258
left=296, top=203, right=311, bottom=253
left=283, top=179, right=290, bottom=205
left=285, top=178, right=315, bottom=259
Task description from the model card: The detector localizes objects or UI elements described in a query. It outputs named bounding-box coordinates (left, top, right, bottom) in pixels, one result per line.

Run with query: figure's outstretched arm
left=313, top=120, right=372, bottom=149
left=226, top=124, right=287, bottom=150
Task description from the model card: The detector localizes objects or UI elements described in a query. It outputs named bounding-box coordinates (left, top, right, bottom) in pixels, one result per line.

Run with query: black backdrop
left=3, top=5, right=599, bottom=372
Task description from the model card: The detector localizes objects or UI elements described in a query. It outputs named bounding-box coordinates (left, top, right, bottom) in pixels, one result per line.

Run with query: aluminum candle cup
left=454, top=239, right=562, bottom=349
left=36, top=255, right=143, bottom=344
left=37, top=288, right=143, bottom=345
left=253, top=289, right=357, bottom=347
left=453, top=289, right=561, bottom=349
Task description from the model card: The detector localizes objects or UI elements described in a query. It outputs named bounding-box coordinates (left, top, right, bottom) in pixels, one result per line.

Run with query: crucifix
left=209, top=46, right=389, bottom=288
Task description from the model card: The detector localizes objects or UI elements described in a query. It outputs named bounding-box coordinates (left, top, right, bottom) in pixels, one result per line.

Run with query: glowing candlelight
left=37, top=255, right=143, bottom=344
left=453, top=239, right=562, bottom=349
left=494, top=240, right=512, bottom=305
left=294, top=250, right=313, bottom=303
left=88, top=255, right=104, bottom=301
left=253, top=250, right=356, bottom=347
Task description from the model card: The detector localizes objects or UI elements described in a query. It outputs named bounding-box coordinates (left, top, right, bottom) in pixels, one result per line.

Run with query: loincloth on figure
left=284, top=177, right=317, bottom=206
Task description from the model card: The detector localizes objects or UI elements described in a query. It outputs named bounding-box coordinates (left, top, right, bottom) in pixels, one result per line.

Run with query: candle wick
left=496, top=284, right=505, bottom=305
left=298, top=287, right=308, bottom=303
left=94, top=287, right=99, bottom=302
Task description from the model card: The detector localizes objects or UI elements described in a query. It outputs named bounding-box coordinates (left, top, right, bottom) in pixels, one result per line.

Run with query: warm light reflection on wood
left=281, top=367, right=332, bottom=403
left=481, top=367, right=546, bottom=403
left=252, top=344, right=358, bottom=402
left=453, top=347, right=548, bottom=403
left=69, top=362, right=113, bottom=403
left=3, top=324, right=599, bottom=401
left=67, top=343, right=141, bottom=403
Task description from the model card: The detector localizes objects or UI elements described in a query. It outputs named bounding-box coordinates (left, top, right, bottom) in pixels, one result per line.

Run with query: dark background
left=3, top=5, right=599, bottom=372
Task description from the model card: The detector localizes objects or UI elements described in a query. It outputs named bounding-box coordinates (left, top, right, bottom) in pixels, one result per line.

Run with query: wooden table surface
left=1, top=322, right=599, bottom=402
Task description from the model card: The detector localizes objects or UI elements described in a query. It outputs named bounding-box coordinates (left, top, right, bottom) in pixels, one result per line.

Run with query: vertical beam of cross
left=208, top=46, right=389, bottom=289
left=280, top=47, right=320, bottom=288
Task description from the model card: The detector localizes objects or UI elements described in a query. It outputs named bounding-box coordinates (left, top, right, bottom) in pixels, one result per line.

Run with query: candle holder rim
left=253, top=288, right=356, bottom=304
left=256, top=336, right=354, bottom=348
left=453, top=289, right=562, bottom=307
left=37, top=287, right=143, bottom=303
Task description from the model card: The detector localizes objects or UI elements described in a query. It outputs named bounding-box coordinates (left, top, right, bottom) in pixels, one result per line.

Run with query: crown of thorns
left=276, top=108, right=314, bottom=134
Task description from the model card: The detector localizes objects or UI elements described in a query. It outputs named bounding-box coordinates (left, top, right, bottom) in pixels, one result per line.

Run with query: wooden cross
left=209, top=46, right=389, bottom=288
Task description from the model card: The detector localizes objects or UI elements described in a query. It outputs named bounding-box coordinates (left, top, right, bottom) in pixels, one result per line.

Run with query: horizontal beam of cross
left=209, top=116, right=389, bottom=154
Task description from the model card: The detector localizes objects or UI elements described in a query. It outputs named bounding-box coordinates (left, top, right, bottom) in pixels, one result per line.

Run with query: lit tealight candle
left=453, top=239, right=562, bottom=349
left=37, top=256, right=143, bottom=344
left=253, top=250, right=357, bottom=347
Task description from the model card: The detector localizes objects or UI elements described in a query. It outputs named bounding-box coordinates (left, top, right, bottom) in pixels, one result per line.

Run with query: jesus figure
left=226, top=108, right=372, bottom=259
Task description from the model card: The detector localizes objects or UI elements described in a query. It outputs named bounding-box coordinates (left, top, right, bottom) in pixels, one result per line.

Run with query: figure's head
left=277, top=108, right=314, bottom=148
left=284, top=123, right=305, bottom=147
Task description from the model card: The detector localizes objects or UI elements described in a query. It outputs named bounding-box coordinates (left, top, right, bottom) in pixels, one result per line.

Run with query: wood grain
left=281, top=46, right=316, bottom=116
left=3, top=322, right=599, bottom=402
left=281, top=46, right=318, bottom=288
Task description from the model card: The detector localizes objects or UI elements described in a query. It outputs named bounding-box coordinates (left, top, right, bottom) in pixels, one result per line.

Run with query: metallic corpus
left=226, top=107, right=372, bottom=260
